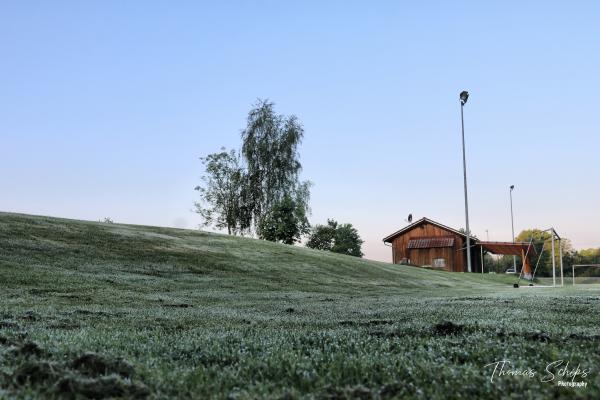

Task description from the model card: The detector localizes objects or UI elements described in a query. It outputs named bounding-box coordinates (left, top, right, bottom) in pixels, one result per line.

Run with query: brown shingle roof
left=382, top=217, right=478, bottom=243
left=407, top=237, right=455, bottom=249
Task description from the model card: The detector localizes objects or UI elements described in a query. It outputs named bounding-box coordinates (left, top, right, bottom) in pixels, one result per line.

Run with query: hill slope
left=0, top=211, right=513, bottom=298
left=0, top=212, right=599, bottom=399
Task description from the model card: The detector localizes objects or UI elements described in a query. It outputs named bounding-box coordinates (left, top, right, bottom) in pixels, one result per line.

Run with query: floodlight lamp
left=510, top=185, right=515, bottom=190
left=460, top=91, right=469, bottom=105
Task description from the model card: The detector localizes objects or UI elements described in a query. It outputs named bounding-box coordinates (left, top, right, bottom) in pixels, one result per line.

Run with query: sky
left=1, top=1, right=599, bottom=262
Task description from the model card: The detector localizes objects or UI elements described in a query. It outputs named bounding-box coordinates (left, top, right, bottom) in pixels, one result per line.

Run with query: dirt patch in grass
left=20, top=310, right=42, bottom=321
left=339, top=319, right=394, bottom=327
left=58, top=293, right=93, bottom=301
left=370, top=330, right=399, bottom=339
left=28, top=288, right=56, bottom=296
left=55, top=375, right=150, bottom=399
left=12, top=341, right=44, bottom=356
left=432, top=321, right=465, bottom=336
left=567, top=332, right=600, bottom=342
left=71, top=309, right=118, bottom=318
left=322, top=384, right=373, bottom=400
left=4, top=339, right=148, bottom=399
left=0, top=320, right=19, bottom=329
left=72, top=352, right=135, bottom=378
left=363, top=319, right=394, bottom=326
left=48, top=318, right=81, bottom=330
left=524, top=330, right=551, bottom=342
left=163, top=303, right=193, bottom=308
left=13, top=360, right=63, bottom=385
left=0, top=334, right=13, bottom=345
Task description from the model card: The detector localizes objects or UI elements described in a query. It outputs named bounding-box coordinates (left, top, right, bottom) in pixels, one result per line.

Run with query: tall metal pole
left=460, top=96, right=472, bottom=273
left=510, top=186, right=516, bottom=272
left=551, top=232, right=556, bottom=287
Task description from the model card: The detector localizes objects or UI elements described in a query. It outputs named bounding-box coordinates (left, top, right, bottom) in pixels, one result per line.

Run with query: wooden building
left=383, top=217, right=535, bottom=275
left=383, top=218, right=482, bottom=272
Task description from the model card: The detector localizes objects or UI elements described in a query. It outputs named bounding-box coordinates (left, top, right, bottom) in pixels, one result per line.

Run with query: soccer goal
left=571, top=264, right=600, bottom=286
left=517, top=227, right=564, bottom=288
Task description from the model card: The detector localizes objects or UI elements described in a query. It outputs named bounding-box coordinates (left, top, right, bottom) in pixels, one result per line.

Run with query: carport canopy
left=479, top=241, right=537, bottom=256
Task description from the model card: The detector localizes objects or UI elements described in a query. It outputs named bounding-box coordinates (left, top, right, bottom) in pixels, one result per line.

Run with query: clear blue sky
left=1, top=1, right=599, bottom=261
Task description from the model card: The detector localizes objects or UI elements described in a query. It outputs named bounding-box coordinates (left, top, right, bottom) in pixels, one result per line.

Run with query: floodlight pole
left=460, top=91, right=472, bottom=273
left=551, top=233, right=556, bottom=287
left=510, top=186, right=516, bottom=272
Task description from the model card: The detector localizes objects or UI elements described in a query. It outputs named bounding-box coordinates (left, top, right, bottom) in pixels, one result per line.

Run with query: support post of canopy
left=481, top=245, right=484, bottom=274
left=559, top=239, right=564, bottom=287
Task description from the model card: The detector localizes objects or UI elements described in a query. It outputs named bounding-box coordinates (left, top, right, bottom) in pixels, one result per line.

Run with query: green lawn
left=0, top=212, right=598, bottom=399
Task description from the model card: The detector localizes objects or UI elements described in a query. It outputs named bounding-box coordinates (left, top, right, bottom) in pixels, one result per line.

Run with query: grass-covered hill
left=0, top=212, right=520, bottom=299
left=0, top=212, right=599, bottom=399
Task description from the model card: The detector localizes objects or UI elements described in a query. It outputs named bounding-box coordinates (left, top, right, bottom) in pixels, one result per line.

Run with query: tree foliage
left=195, top=100, right=311, bottom=240
left=307, top=219, right=364, bottom=257
left=332, top=223, right=364, bottom=257
left=515, top=229, right=572, bottom=253
left=306, top=220, right=336, bottom=251
left=194, top=149, right=250, bottom=235
left=566, top=248, right=600, bottom=275
left=258, top=195, right=310, bottom=245
left=576, top=248, right=600, bottom=264
left=241, top=99, right=310, bottom=236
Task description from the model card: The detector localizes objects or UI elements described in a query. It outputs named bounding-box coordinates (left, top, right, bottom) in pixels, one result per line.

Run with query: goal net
left=572, top=264, right=600, bottom=285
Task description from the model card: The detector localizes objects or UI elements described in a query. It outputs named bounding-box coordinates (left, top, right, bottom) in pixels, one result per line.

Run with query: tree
left=194, top=149, right=250, bottom=235
left=515, top=229, right=572, bottom=252
left=332, top=223, right=364, bottom=257
left=577, top=248, right=600, bottom=263
left=258, top=195, right=310, bottom=244
left=307, top=219, right=364, bottom=257
left=306, top=220, right=337, bottom=251
left=566, top=248, right=600, bottom=273
left=241, top=99, right=310, bottom=235
left=195, top=100, right=311, bottom=239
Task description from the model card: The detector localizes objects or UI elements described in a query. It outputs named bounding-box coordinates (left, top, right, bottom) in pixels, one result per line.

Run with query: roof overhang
left=383, top=217, right=478, bottom=243
left=479, top=241, right=537, bottom=256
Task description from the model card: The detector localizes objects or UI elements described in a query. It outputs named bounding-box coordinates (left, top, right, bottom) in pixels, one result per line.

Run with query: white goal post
left=572, top=264, right=600, bottom=286
left=522, top=227, right=564, bottom=287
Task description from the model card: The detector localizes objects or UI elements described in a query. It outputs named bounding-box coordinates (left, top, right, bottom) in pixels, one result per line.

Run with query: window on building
left=433, top=258, right=446, bottom=269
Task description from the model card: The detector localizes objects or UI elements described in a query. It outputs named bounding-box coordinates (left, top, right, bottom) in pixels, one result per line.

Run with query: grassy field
left=0, top=212, right=599, bottom=399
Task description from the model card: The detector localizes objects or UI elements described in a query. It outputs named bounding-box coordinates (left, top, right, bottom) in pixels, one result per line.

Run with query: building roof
left=479, top=241, right=537, bottom=256
left=407, top=237, right=455, bottom=249
left=382, top=217, right=478, bottom=243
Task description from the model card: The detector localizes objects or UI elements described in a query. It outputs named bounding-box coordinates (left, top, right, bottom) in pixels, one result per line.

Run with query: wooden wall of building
left=390, top=221, right=481, bottom=272
left=408, top=246, right=456, bottom=271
